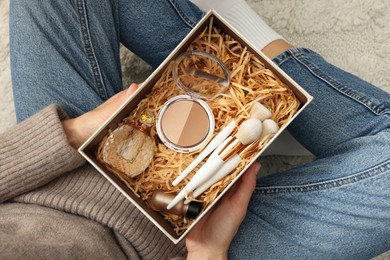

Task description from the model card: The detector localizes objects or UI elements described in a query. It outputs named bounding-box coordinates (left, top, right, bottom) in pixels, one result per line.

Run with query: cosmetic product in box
left=79, top=11, right=313, bottom=244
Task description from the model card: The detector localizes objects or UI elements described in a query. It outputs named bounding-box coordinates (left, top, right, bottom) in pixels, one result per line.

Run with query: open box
left=79, top=10, right=313, bottom=244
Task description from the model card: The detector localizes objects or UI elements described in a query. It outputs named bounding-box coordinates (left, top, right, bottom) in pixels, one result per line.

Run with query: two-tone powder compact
left=156, top=51, right=230, bottom=153
left=156, top=95, right=214, bottom=152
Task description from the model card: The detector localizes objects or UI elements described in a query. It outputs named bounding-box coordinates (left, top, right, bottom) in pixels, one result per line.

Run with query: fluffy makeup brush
left=218, top=118, right=262, bottom=161
left=259, top=119, right=279, bottom=140
left=184, top=139, right=260, bottom=204
left=174, top=101, right=269, bottom=187
left=250, top=102, right=272, bottom=121
left=172, top=121, right=236, bottom=186
left=173, top=101, right=270, bottom=187
left=166, top=118, right=262, bottom=210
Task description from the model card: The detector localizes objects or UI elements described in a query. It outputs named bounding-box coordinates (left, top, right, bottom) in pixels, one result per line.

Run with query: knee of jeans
left=11, top=1, right=46, bottom=24
left=10, top=1, right=74, bottom=31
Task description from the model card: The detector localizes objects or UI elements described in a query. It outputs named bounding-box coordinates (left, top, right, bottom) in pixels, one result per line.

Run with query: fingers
left=95, top=83, right=139, bottom=111
left=111, top=83, right=139, bottom=104
left=240, top=162, right=259, bottom=198
left=229, top=162, right=259, bottom=210
left=126, top=83, right=139, bottom=95
left=114, top=83, right=138, bottom=104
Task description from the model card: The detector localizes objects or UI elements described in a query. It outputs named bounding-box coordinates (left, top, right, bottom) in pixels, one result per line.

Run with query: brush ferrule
left=218, top=137, right=243, bottom=161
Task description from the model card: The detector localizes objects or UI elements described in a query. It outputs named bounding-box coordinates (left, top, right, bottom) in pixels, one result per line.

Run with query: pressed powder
left=156, top=51, right=230, bottom=153
left=157, top=95, right=214, bottom=153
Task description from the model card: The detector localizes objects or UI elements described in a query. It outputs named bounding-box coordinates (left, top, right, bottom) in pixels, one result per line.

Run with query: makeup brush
left=187, top=119, right=278, bottom=202
left=217, top=118, right=262, bottom=161
left=250, top=102, right=272, bottom=121
left=184, top=139, right=260, bottom=204
left=172, top=121, right=236, bottom=186
left=173, top=101, right=269, bottom=186
left=166, top=118, right=262, bottom=210
left=259, top=119, right=280, bottom=140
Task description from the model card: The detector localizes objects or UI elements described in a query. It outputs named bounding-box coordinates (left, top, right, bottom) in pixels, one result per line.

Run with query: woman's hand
left=186, top=163, right=260, bottom=260
left=62, top=83, right=138, bottom=149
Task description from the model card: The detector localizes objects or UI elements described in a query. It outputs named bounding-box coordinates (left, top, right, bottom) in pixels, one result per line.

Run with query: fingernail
left=126, top=87, right=132, bottom=95
left=254, top=163, right=261, bottom=174
left=126, top=83, right=138, bottom=95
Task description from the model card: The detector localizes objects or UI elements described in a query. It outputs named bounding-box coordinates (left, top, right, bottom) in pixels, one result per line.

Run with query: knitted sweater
left=0, top=105, right=186, bottom=259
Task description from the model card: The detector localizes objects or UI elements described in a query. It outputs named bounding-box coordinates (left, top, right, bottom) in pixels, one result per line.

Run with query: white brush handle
left=185, top=154, right=241, bottom=204
left=167, top=155, right=225, bottom=210
left=209, top=136, right=233, bottom=158
left=172, top=121, right=236, bottom=186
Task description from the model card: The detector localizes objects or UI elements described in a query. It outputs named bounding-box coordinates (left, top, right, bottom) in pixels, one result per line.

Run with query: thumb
left=230, top=162, right=259, bottom=210
left=97, top=83, right=138, bottom=112
left=126, top=83, right=139, bottom=95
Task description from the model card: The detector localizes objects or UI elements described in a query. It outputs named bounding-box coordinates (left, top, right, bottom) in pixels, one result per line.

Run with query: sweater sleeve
left=0, top=104, right=85, bottom=203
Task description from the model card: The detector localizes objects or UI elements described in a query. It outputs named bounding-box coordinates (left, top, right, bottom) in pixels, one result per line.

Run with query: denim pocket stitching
left=272, top=48, right=315, bottom=67
left=76, top=0, right=108, bottom=100
left=168, top=0, right=201, bottom=28
left=254, top=160, right=390, bottom=194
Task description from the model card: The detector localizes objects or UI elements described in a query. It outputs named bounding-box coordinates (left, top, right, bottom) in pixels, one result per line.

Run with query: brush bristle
left=263, top=119, right=279, bottom=133
left=235, top=118, right=262, bottom=145
left=260, top=119, right=279, bottom=140
left=250, top=102, right=272, bottom=121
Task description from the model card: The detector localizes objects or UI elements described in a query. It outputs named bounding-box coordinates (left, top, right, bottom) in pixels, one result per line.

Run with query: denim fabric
left=10, top=0, right=202, bottom=121
left=10, top=1, right=390, bottom=259
left=230, top=49, right=390, bottom=259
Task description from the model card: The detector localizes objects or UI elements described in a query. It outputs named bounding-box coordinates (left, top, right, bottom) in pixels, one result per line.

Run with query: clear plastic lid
left=172, top=50, right=230, bottom=99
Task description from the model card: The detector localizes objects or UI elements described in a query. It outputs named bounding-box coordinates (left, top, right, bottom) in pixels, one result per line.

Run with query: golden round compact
left=156, top=51, right=230, bottom=153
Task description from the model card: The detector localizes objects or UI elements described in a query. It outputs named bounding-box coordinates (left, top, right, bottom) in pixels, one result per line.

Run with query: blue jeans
left=10, top=0, right=202, bottom=120
left=10, top=0, right=390, bottom=259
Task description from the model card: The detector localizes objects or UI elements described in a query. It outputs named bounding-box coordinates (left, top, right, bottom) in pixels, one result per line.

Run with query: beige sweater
left=0, top=105, right=186, bottom=259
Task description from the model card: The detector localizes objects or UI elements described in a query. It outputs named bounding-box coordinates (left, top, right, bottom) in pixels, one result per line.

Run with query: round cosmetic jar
left=156, top=51, right=230, bottom=153
left=172, top=50, right=230, bottom=99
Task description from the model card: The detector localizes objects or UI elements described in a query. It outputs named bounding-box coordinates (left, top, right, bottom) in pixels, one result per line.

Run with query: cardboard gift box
left=79, top=10, right=313, bottom=244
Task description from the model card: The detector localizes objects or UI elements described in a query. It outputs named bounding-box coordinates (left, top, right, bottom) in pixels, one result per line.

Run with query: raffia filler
left=97, top=18, right=300, bottom=234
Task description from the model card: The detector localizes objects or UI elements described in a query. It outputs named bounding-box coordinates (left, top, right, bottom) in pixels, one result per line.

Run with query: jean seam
left=76, top=0, right=108, bottom=100
left=168, top=0, right=201, bottom=28
left=290, top=50, right=389, bottom=116
left=272, top=48, right=315, bottom=67
left=254, top=160, right=390, bottom=194
left=273, top=53, right=293, bottom=66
